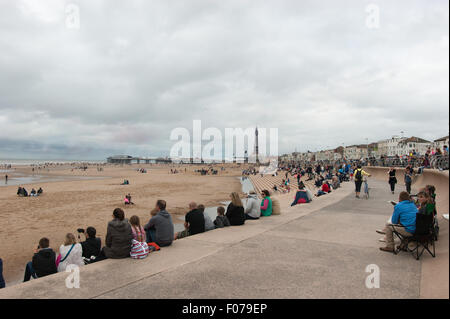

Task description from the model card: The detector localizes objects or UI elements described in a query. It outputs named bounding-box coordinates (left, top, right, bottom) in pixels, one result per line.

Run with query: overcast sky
left=0, top=0, right=448, bottom=160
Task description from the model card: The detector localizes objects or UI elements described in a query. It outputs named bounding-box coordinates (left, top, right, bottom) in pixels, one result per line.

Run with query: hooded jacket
left=32, top=248, right=57, bottom=278
left=214, top=215, right=230, bottom=228
left=145, top=210, right=174, bottom=246
left=244, top=194, right=261, bottom=218
left=103, top=218, right=133, bottom=259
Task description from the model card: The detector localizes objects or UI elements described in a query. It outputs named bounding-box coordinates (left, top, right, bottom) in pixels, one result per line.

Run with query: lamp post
left=366, top=138, right=369, bottom=159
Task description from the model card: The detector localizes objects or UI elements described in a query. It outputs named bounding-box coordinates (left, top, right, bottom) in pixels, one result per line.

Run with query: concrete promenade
left=0, top=178, right=447, bottom=299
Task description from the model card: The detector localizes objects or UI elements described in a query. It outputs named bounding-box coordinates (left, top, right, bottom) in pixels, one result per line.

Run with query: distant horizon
left=1, top=130, right=449, bottom=162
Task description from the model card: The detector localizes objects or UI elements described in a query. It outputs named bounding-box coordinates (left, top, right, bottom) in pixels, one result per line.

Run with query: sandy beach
left=0, top=163, right=247, bottom=285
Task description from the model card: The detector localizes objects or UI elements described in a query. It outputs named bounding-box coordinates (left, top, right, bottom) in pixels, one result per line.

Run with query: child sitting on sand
left=214, top=206, right=230, bottom=228
left=124, top=194, right=134, bottom=205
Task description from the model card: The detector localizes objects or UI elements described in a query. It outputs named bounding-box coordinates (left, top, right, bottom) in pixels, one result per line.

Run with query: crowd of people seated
left=17, top=187, right=43, bottom=197
left=195, top=167, right=218, bottom=175
left=21, top=199, right=175, bottom=283
left=173, top=188, right=283, bottom=242
left=242, top=167, right=258, bottom=176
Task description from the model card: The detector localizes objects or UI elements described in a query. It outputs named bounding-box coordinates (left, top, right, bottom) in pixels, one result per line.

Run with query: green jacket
left=260, top=197, right=273, bottom=216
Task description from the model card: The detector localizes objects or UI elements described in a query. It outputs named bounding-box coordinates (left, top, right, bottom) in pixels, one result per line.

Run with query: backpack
left=130, top=239, right=150, bottom=259
left=355, top=169, right=362, bottom=182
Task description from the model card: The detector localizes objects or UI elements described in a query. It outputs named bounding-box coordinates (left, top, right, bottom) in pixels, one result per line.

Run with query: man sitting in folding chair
left=378, top=191, right=417, bottom=253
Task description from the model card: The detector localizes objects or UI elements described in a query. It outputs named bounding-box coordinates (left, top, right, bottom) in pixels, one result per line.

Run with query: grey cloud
left=0, top=0, right=448, bottom=159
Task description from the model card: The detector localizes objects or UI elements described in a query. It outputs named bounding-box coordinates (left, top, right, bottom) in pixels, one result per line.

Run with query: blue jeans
left=0, top=258, right=5, bottom=288
left=23, top=261, right=38, bottom=282
left=146, top=229, right=156, bottom=243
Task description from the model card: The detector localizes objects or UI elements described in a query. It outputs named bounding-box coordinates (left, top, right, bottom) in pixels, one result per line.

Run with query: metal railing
left=370, top=155, right=449, bottom=170
left=278, top=155, right=449, bottom=171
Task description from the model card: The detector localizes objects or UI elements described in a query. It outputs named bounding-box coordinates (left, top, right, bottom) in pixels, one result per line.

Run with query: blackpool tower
left=255, top=126, right=259, bottom=164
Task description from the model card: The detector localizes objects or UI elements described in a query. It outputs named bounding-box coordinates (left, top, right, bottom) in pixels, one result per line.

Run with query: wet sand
left=0, top=163, right=247, bottom=285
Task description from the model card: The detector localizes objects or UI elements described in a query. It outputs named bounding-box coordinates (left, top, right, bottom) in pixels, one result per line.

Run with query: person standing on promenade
left=404, top=167, right=413, bottom=194
left=354, top=165, right=371, bottom=198
left=4, top=174, right=7, bottom=184
left=388, top=167, right=397, bottom=194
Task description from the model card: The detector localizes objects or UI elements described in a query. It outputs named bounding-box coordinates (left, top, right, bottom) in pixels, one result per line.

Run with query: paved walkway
left=1, top=179, right=447, bottom=298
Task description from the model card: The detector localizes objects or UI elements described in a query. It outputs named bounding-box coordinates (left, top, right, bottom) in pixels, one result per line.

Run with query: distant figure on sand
left=124, top=193, right=134, bottom=205
left=17, top=187, right=28, bottom=197
left=4, top=174, right=7, bottom=184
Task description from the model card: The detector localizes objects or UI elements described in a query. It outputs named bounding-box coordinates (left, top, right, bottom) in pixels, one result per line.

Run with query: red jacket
left=322, top=183, right=330, bottom=193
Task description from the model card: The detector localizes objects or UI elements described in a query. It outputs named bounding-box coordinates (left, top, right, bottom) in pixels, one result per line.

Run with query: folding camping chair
left=390, top=213, right=436, bottom=260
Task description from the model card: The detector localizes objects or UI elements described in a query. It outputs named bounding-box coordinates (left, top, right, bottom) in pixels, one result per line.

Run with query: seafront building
left=433, top=135, right=449, bottom=151
left=397, top=137, right=433, bottom=156
left=280, top=134, right=447, bottom=163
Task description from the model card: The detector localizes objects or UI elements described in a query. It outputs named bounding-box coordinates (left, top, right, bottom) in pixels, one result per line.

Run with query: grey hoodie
left=245, top=194, right=261, bottom=218
left=145, top=210, right=174, bottom=246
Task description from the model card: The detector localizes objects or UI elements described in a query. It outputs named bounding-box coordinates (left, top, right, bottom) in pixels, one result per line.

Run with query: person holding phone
left=23, top=238, right=57, bottom=282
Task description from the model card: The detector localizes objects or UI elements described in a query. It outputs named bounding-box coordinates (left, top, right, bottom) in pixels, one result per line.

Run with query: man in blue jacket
left=379, top=191, right=417, bottom=253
